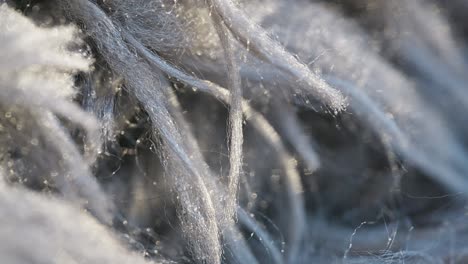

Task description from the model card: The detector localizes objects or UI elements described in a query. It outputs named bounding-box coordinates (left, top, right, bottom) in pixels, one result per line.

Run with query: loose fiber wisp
left=1, top=0, right=468, bottom=263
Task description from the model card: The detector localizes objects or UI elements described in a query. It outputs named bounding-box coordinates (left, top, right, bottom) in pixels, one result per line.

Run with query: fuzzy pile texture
left=1, top=0, right=468, bottom=263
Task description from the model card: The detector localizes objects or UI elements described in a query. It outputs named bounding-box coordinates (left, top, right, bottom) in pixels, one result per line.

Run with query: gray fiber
left=1, top=0, right=468, bottom=263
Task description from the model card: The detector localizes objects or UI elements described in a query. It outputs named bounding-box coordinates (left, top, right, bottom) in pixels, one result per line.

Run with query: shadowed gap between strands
left=161, top=81, right=261, bottom=264
left=236, top=64, right=321, bottom=172
left=166, top=88, right=287, bottom=264
left=164, top=78, right=283, bottom=264
left=162, top=82, right=283, bottom=264
left=325, top=76, right=468, bottom=199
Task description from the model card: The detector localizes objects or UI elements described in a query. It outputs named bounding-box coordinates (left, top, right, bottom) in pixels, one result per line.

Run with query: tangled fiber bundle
left=2, top=0, right=468, bottom=263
